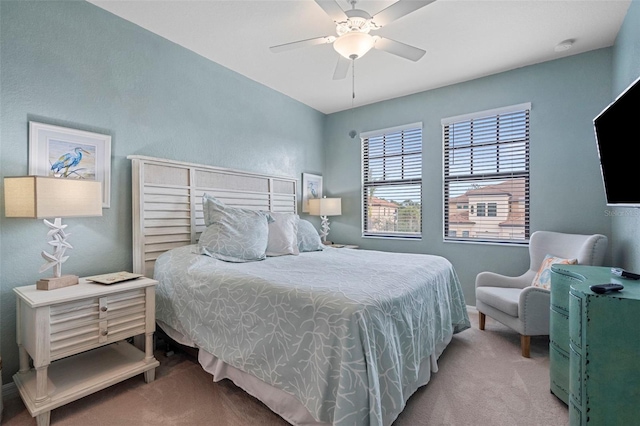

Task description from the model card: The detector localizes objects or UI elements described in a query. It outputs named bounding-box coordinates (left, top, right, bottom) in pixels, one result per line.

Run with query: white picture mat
left=302, top=173, right=322, bottom=213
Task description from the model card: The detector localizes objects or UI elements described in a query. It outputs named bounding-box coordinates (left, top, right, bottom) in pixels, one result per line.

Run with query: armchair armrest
left=475, top=271, right=533, bottom=289
left=519, top=286, right=551, bottom=336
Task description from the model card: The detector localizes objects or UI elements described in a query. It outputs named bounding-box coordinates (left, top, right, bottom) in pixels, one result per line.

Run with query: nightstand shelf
left=13, top=277, right=159, bottom=426
left=14, top=342, right=151, bottom=417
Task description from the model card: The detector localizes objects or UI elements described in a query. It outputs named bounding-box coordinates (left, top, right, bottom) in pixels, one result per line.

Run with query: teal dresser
left=550, top=264, right=640, bottom=424
left=549, top=264, right=585, bottom=404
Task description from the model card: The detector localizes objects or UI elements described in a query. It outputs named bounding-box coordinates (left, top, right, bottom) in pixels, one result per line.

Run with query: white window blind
left=362, top=123, right=422, bottom=239
left=442, top=104, right=530, bottom=244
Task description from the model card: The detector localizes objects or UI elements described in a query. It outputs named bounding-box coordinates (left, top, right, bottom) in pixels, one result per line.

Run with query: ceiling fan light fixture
left=333, top=32, right=375, bottom=60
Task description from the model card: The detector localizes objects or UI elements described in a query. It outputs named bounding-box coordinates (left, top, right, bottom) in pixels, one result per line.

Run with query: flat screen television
left=593, top=74, right=640, bottom=208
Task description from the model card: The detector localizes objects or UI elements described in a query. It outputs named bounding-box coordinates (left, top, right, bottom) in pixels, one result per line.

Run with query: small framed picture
left=29, top=121, right=111, bottom=208
left=302, top=173, right=323, bottom=213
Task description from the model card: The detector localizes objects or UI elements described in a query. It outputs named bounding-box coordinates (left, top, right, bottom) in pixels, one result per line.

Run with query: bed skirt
left=157, top=320, right=453, bottom=426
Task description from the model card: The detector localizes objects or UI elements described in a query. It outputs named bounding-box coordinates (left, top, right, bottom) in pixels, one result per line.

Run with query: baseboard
left=2, top=380, right=19, bottom=401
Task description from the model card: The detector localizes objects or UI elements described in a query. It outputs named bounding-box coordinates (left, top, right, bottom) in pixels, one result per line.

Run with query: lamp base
left=36, top=275, right=79, bottom=290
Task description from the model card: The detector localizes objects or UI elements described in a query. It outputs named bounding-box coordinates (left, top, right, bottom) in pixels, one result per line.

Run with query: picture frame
left=302, top=173, right=323, bottom=213
left=29, top=121, right=111, bottom=208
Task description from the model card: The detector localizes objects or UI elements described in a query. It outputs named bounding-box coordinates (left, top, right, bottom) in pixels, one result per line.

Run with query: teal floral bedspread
left=154, top=245, right=470, bottom=425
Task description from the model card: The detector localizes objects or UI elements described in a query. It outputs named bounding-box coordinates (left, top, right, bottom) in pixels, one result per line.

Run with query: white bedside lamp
left=4, top=176, right=102, bottom=290
left=308, top=196, right=341, bottom=244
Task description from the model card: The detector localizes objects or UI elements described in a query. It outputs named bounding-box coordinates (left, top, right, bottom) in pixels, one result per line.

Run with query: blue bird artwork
left=50, top=147, right=92, bottom=178
left=308, top=182, right=318, bottom=199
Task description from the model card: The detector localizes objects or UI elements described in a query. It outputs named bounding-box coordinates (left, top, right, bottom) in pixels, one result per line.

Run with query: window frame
left=361, top=122, right=423, bottom=240
left=441, top=103, right=531, bottom=245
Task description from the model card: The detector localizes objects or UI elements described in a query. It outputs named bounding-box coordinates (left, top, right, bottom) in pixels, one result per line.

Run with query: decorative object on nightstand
left=327, top=243, right=359, bottom=249
left=13, top=276, right=159, bottom=426
left=308, top=196, right=341, bottom=243
left=4, top=176, right=102, bottom=290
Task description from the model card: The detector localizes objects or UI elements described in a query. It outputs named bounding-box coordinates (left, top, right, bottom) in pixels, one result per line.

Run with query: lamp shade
left=308, top=197, right=342, bottom=217
left=333, top=32, right=375, bottom=60
left=4, top=176, right=102, bottom=218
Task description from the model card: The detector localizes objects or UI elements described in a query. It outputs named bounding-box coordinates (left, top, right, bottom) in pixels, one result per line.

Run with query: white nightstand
left=13, top=277, right=159, bottom=426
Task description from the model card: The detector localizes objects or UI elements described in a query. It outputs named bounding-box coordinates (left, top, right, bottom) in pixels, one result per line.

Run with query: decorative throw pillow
left=531, top=254, right=578, bottom=289
left=198, top=194, right=272, bottom=262
left=297, top=219, right=324, bottom=252
left=266, top=212, right=300, bottom=257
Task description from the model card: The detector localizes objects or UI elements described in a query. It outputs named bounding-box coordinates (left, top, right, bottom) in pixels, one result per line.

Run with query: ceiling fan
left=270, top=0, right=436, bottom=80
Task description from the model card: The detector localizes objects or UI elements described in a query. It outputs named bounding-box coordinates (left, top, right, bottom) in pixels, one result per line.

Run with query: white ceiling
left=89, top=0, right=631, bottom=114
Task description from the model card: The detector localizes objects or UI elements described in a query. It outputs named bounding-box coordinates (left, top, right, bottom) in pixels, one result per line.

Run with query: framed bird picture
left=302, top=173, right=322, bottom=213
left=28, top=121, right=111, bottom=208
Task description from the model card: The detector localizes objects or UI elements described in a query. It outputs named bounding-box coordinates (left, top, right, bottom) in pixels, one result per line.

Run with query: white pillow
left=266, top=212, right=300, bottom=257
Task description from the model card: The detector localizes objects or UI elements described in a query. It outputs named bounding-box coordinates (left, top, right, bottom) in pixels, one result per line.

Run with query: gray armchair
left=475, top=231, right=608, bottom=357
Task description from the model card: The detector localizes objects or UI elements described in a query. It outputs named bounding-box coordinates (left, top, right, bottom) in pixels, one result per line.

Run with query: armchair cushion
left=531, top=254, right=577, bottom=289
left=476, top=287, right=521, bottom=317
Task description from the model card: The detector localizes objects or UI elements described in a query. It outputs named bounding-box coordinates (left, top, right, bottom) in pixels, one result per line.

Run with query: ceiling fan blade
left=270, top=36, right=335, bottom=53
left=333, top=56, right=351, bottom=80
left=374, top=37, right=426, bottom=62
left=372, top=0, right=435, bottom=28
left=314, top=0, right=348, bottom=23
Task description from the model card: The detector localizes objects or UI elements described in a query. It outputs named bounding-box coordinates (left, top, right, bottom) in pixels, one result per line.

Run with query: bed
left=129, top=156, right=470, bottom=426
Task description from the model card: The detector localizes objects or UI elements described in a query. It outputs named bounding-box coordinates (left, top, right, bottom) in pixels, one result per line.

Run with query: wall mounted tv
left=593, top=74, right=640, bottom=208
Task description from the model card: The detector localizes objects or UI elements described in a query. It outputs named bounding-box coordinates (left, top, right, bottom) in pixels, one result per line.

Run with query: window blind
left=443, top=105, right=530, bottom=244
left=362, top=124, right=422, bottom=238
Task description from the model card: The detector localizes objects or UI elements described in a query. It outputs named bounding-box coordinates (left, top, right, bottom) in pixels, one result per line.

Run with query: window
left=362, top=123, right=422, bottom=239
left=488, top=202, right=497, bottom=217
left=442, top=103, right=530, bottom=244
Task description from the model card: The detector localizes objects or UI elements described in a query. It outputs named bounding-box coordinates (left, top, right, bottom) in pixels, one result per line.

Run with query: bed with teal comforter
left=154, top=245, right=470, bottom=426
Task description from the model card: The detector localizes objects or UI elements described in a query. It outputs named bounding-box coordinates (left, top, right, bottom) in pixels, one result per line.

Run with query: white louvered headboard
left=128, top=155, right=298, bottom=278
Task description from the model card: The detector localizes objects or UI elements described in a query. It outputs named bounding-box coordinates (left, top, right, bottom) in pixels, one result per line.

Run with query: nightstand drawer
left=49, top=288, right=147, bottom=360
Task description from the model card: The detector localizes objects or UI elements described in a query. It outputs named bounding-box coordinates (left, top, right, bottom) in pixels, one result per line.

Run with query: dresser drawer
left=550, top=270, right=580, bottom=315
left=569, top=397, right=583, bottom=426
left=569, top=292, right=583, bottom=350
left=49, top=289, right=146, bottom=360
left=569, top=345, right=582, bottom=406
left=549, top=309, right=569, bottom=353
left=549, top=345, right=569, bottom=404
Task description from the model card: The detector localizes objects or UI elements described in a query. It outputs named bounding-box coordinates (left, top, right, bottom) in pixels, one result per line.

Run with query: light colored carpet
left=2, top=308, right=568, bottom=425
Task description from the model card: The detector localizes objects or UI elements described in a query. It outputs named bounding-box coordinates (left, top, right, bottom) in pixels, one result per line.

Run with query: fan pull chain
left=348, top=59, right=357, bottom=139
left=352, top=58, right=356, bottom=107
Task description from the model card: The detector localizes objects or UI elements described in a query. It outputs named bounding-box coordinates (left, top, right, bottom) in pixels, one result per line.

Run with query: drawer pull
left=101, top=330, right=108, bottom=336
left=101, top=306, right=108, bottom=312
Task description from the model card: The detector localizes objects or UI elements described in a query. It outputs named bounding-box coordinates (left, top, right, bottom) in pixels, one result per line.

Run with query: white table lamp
left=308, top=196, right=341, bottom=243
left=4, top=176, right=102, bottom=290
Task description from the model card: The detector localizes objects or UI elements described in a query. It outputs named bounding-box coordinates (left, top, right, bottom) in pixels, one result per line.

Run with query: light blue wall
left=1, top=0, right=633, bottom=387
left=611, top=0, right=640, bottom=273
left=324, top=49, right=613, bottom=306
left=0, top=1, right=325, bottom=383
